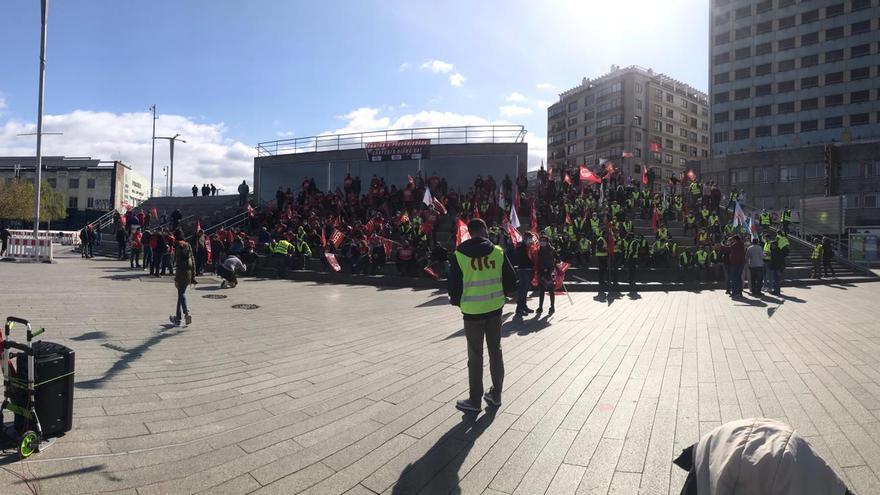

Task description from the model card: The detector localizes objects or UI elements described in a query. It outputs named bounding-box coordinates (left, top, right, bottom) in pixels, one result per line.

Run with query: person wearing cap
left=448, top=218, right=517, bottom=413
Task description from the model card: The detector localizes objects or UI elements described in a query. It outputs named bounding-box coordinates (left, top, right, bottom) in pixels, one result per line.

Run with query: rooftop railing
left=256, top=125, right=527, bottom=157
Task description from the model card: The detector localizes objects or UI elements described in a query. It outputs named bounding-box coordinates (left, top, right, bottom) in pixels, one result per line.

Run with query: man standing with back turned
left=448, top=218, right=517, bottom=413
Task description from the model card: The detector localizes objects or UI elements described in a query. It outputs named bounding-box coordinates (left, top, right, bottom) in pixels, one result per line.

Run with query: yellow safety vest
left=272, top=240, right=292, bottom=254
left=455, top=245, right=505, bottom=315
left=763, top=241, right=771, bottom=260
left=696, top=250, right=708, bottom=265
left=595, top=238, right=608, bottom=257
left=777, top=237, right=790, bottom=250
left=760, top=213, right=771, bottom=225
left=811, top=245, right=822, bottom=260
left=782, top=210, right=792, bottom=222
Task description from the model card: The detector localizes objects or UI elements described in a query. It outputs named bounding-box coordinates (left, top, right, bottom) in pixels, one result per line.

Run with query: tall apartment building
left=709, top=0, right=880, bottom=154
left=547, top=65, right=710, bottom=182
left=703, top=0, right=880, bottom=228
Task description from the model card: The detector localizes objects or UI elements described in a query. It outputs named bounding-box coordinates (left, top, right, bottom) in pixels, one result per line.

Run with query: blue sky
left=0, top=0, right=709, bottom=193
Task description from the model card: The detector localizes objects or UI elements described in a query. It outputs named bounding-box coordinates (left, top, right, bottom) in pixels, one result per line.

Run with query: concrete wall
left=253, top=142, right=527, bottom=204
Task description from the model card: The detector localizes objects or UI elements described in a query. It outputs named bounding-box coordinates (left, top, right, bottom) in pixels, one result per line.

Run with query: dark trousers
left=627, top=259, right=637, bottom=288
left=515, top=268, right=532, bottom=313
left=464, top=314, right=504, bottom=405
left=596, top=256, right=608, bottom=286
left=823, top=258, right=836, bottom=277
left=218, top=265, right=237, bottom=285
left=729, top=264, right=743, bottom=296
left=117, top=241, right=126, bottom=259
left=537, top=284, right=555, bottom=310
left=749, top=267, right=764, bottom=295
left=151, top=248, right=162, bottom=275
left=130, top=248, right=141, bottom=267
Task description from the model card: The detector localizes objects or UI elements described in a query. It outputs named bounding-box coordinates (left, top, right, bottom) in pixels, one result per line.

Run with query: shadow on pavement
left=390, top=408, right=497, bottom=494
left=416, top=296, right=450, bottom=308
left=75, top=327, right=184, bottom=389
left=70, top=331, right=108, bottom=341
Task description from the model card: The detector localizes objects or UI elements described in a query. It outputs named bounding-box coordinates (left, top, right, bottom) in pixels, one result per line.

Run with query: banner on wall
left=365, top=139, right=431, bottom=162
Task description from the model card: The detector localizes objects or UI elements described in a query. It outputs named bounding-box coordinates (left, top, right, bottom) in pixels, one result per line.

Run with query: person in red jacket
left=129, top=229, right=143, bottom=268
left=724, top=234, right=745, bottom=298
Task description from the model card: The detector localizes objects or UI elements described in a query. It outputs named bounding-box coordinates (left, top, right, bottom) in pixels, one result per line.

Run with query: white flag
left=509, top=204, right=520, bottom=229
left=732, top=200, right=747, bottom=228
left=422, top=187, right=433, bottom=207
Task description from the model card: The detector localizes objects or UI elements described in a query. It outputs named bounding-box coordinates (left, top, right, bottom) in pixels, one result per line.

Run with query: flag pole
left=561, top=281, right=574, bottom=305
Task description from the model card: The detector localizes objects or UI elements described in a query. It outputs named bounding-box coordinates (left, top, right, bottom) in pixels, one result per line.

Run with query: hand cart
left=1, top=317, right=51, bottom=458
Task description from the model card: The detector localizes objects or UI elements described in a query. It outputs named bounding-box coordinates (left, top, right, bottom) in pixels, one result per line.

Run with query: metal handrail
left=256, top=125, right=527, bottom=157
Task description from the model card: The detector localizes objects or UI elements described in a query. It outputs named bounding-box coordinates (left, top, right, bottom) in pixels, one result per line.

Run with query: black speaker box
left=13, top=341, right=75, bottom=437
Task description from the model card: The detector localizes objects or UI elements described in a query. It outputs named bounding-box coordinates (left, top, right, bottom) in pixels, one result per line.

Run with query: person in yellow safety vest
left=697, top=229, right=709, bottom=245
left=573, top=216, right=586, bottom=235
left=689, top=181, right=700, bottom=196
left=810, top=241, right=823, bottom=278
left=700, top=206, right=710, bottom=224
left=626, top=196, right=635, bottom=210
left=678, top=248, right=692, bottom=281
left=578, top=236, right=591, bottom=267
left=622, top=218, right=633, bottom=234
left=543, top=225, right=555, bottom=239
left=270, top=236, right=293, bottom=276
left=595, top=233, right=609, bottom=288
left=695, top=246, right=709, bottom=268
left=781, top=207, right=792, bottom=235
left=447, top=218, right=516, bottom=413
left=294, top=236, right=312, bottom=270
left=611, top=201, right=621, bottom=217
left=657, top=225, right=669, bottom=241
left=564, top=222, right=574, bottom=238
left=759, top=209, right=771, bottom=228
left=684, top=212, right=697, bottom=235
left=708, top=212, right=720, bottom=237
left=590, top=213, right=601, bottom=237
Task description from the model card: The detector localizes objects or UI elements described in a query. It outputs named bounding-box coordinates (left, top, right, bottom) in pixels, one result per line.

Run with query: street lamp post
left=149, top=104, right=157, bottom=198
left=32, top=0, right=49, bottom=239
left=154, top=134, right=185, bottom=196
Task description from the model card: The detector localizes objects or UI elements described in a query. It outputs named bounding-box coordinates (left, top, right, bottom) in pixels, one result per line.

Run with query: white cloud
left=0, top=107, right=254, bottom=195
left=420, top=59, right=455, bottom=73
left=536, top=82, right=556, bottom=91
left=449, top=73, right=466, bottom=87
left=531, top=99, right=552, bottom=111
left=399, top=62, right=409, bottom=72
left=506, top=92, right=526, bottom=102
left=399, top=102, right=408, bottom=108
left=499, top=105, right=533, bottom=118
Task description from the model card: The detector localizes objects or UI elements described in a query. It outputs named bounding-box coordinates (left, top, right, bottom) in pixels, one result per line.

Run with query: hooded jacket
left=448, top=237, right=517, bottom=319
left=674, top=418, right=849, bottom=495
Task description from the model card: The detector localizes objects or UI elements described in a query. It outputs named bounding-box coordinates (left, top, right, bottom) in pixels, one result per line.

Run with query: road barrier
left=7, top=230, right=80, bottom=247
left=5, top=237, right=54, bottom=263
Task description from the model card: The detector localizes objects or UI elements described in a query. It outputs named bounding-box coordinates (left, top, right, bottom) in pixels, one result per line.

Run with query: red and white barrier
left=7, top=229, right=80, bottom=247
left=5, top=237, right=54, bottom=263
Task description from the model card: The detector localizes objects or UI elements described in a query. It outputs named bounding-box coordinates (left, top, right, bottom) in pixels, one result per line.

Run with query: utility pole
left=149, top=104, right=157, bottom=197
left=154, top=134, right=185, bottom=196
left=33, top=0, right=49, bottom=239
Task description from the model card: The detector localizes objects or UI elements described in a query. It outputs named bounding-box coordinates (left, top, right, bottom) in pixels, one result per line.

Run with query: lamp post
left=154, top=134, right=185, bottom=196
left=149, top=104, right=157, bottom=198
left=32, top=0, right=49, bottom=239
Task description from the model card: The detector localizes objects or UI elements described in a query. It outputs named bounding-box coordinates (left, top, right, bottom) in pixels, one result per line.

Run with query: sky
left=0, top=0, right=709, bottom=195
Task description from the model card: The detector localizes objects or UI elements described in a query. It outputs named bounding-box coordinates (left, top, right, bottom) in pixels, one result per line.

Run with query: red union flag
left=563, top=173, right=572, bottom=185
left=579, top=166, right=602, bottom=185
left=649, top=142, right=661, bottom=152
left=423, top=266, right=439, bottom=279
left=432, top=198, right=447, bottom=215
left=330, top=229, right=345, bottom=249
left=554, top=261, right=570, bottom=291
left=622, top=151, right=634, bottom=158
left=642, top=164, right=649, bottom=185
left=455, top=218, right=470, bottom=246
left=324, top=252, right=341, bottom=272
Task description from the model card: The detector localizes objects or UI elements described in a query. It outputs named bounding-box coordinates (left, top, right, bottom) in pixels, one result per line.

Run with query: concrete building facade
left=547, top=65, right=710, bottom=182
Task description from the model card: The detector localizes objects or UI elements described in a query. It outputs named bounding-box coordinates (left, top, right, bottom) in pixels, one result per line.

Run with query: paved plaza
left=1, top=251, right=880, bottom=494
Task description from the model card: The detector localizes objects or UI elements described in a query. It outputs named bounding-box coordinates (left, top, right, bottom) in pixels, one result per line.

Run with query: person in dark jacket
left=512, top=232, right=535, bottom=317
left=170, top=228, right=195, bottom=327
left=448, top=219, right=517, bottom=413
left=115, top=227, right=127, bottom=260
left=535, top=235, right=558, bottom=315
left=822, top=237, right=836, bottom=278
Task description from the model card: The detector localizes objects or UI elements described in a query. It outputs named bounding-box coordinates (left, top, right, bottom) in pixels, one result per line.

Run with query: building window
left=840, top=162, right=860, bottom=178
left=843, top=195, right=860, bottom=209
left=652, top=151, right=662, bottom=162
left=851, top=44, right=872, bottom=58
left=851, top=113, right=870, bottom=126
left=734, top=88, right=751, bottom=100
left=801, top=9, right=819, bottom=24
left=730, top=168, right=749, bottom=185
left=68, top=196, right=78, bottom=209
left=716, top=92, right=731, bottom=103
left=585, top=95, right=595, bottom=105
left=755, top=42, right=772, bottom=56
left=779, top=165, right=801, bottom=182
left=735, top=26, right=751, bottom=40
left=666, top=93, right=674, bottom=103
left=664, top=154, right=673, bottom=164
left=756, top=105, right=772, bottom=117
left=800, top=76, right=819, bottom=89
left=778, top=59, right=796, bottom=72
left=680, top=97, right=689, bottom=109
left=805, top=163, right=823, bottom=178
left=754, top=166, right=774, bottom=184
left=851, top=67, right=870, bottom=81
left=778, top=123, right=795, bottom=135
left=666, top=108, right=675, bottom=118
left=714, top=11, right=730, bottom=25
left=653, top=120, right=662, bottom=131
left=680, top=128, right=689, bottom=138
left=87, top=178, right=95, bottom=189
left=87, top=197, right=94, bottom=208
left=801, top=54, right=819, bottom=68
left=799, top=33, right=818, bottom=46
left=734, top=67, right=751, bottom=80
left=825, top=4, right=845, bottom=18
left=734, top=128, right=750, bottom=140
left=802, top=97, right=820, bottom=111
left=666, top=123, right=674, bottom=134
left=779, top=37, right=796, bottom=50
left=825, top=49, right=845, bottom=63
left=665, top=138, right=674, bottom=149
left=68, top=178, right=79, bottom=189
left=852, top=0, right=871, bottom=11
left=714, top=131, right=729, bottom=143
left=851, top=20, right=871, bottom=35
left=635, top=83, right=642, bottom=93
left=714, top=111, right=730, bottom=123
left=568, top=130, right=577, bottom=140
left=864, top=194, right=878, bottom=209
left=756, top=0, right=772, bottom=14
left=680, top=113, right=688, bottom=124
left=633, top=147, right=641, bottom=158
left=866, top=162, right=880, bottom=177
left=777, top=80, right=795, bottom=93
left=679, top=158, right=688, bottom=167
left=680, top=143, right=689, bottom=152
left=755, top=64, right=772, bottom=76
left=714, top=52, right=730, bottom=65
left=633, top=115, right=642, bottom=126
left=778, top=15, right=796, bottom=29
left=824, top=116, right=843, bottom=129
left=825, top=94, right=844, bottom=107
left=824, top=72, right=844, bottom=85
left=568, top=102, right=577, bottom=112
left=714, top=32, right=730, bottom=46
left=825, top=26, right=845, bottom=40
left=654, top=88, right=663, bottom=99
left=735, top=47, right=752, bottom=61
left=777, top=102, right=794, bottom=114
left=734, top=108, right=751, bottom=120
left=714, top=72, right=730, bottom=84
left=755, top=126, right=772, bottom=137
left=755, top=84, right=772, bottom=97
left=735, top=5, right=751, bottom=19
left=584, top=111, right=595, bottom=120
left=801, top=120, right=818, bottom=132
left=654, top=103, right=663, bottom=115
left=567, top=144, right=577, bottom=155
left=756, top=20, right=774, bottom=35
left=701, top=135, right=709, bottom=145
left=635, top=99, right=643, bottom=110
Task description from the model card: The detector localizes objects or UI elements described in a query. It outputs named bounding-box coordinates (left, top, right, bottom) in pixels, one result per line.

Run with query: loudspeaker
left=13, top=341, right=75, bottom=437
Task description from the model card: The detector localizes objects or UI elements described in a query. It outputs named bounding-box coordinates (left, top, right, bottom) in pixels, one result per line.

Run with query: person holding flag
left=511, top=231, right=535, bottom=317
left=448, top=218, right=517, bottom=413
left=535, top=235, right=558, bottom=316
